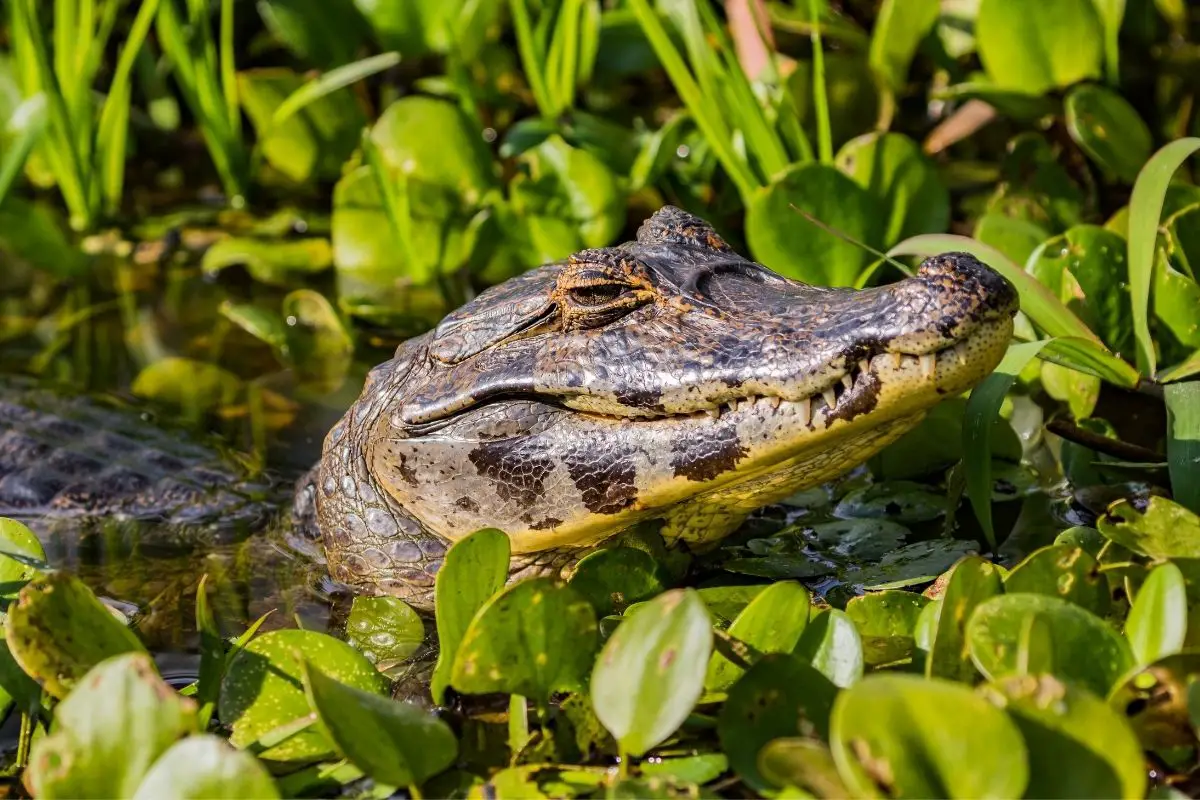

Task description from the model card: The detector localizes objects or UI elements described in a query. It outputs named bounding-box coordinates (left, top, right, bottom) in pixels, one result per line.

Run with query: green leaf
left=866, top=0, right=939, bottom=92
left=270, top=52, right=400, bottom=130
left=25, top=653, right=198, bottom=799
left=834, top=481, right=948, bottom=523
left=0, top=93, right=46, bottom=205
left=1108, top=652, right=1200, bottom=749
left=746, top=162, right=882, bottom=287
left=967, top=593, right=1135, bottom=697
left=5, top=572, right=145, bottom=700
left=219, top=302, right=288, bottom=351
left=1065, top=84, right=1153, bottom=184
left=345, top=596, right=425, bottom=669
left=705, top=581, right=810, bottom=692
left=830, top=673, right=1029, bottom=798
left=1002, top=543, right=1110, bottom=616
left=980, top=674, right=1145, bottom=800
left=1155, top=258, right=1200, bottom=351
left=926, top=556, right=1004, bottom=681
left=1166, top=381, right=1200, bottom=514
left=301, top=658, right=457, bottom=787
left=219, top=629, right=388, bottom=763
left=450, top=577, right=598, bottom=703
left=131, top=357, right=245, bottom=419
left=281, top=289, right=354, bottom=393
left=1126, top=562, right=1187, bottom=666
left=757, top=738, right=850, bottom=798
left=845, top=538, right=981, bottom=592
left=845, top=590, right=930, bottom=667
left=0, top=517, right=47, bottom=599
left=1097, top=496, right=1200, bottom=559
left=1128, top=137, right=1200, bottom=377
left=131, top=735, right=281, bottom=800
left=432, top=528, right=510, bottom=705
left=201, top=236, right=333, bottom=286
left=591, top=588, right=712, bottom=757
left=973, top=213, right=1051, bottom=267
left=835, top=132, right=949, bottom=246
left=794, top=608, right=863, bottom=689
left=569, top=547, right=665, bottom=617
left=257, top=0, right=371, bottom=68
left=976, top=0, right=1102, bottom=94
left=716, top=654, right=838, bottom=792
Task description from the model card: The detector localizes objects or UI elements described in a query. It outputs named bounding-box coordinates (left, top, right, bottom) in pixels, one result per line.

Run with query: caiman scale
left=0, top=207, right=1018, bottom=611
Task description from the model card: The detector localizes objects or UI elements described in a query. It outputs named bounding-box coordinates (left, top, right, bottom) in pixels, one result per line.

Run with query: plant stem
left=806, top=0, right=832, bottom=164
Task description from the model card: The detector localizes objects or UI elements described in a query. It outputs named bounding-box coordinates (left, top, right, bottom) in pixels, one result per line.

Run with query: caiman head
left=314, top=206, right=1018, bottom=600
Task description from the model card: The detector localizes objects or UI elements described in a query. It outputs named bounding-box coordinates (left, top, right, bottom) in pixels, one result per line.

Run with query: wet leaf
left=450, top=578, right=597, bottom=703
left=345, top=596, right=424, bottom=669
left=845, top=538, right=980, bottom=592
left=1109, top=651, right=1200, bottom=749
left=705, top=581, right=810, bottom=692
left=569, top=546, right=665, bottom=617
left=835, top=131, right=949, bottom=245
left=1098, top=496, right=1200, bottom=559
left=1166, top=381, right=1200, bottom=514
left=830, top=673, right=1028, bottom=799
left=1065, top=84, right=1154, bottom=183
left=432, top=528, right=510, bottom=705
left=695, top=585, right=768, bottom=626
left=201, top=237, right=333, bottom=286
left=0, top=517, right=47, bottom=600
left=967, top=593, right=1135, bottom=697
left=281, top=289, right=354, bottom=393
left=872, top=398, right=1022, bottom=481
left=810, top=519, right=911, bottom=561
left=834, top=481, right=948, bottom=523
left=5, top=572, right=145, bottom=699
left=746, top=162, right=882, bottom=287
left=1155, top=261, right=1200, bottom=350
left=131, top=735, right=281, bottom=800
left=1126, top=562, right=1188, bottom=666
left=219, top=302, right=288, bottom=352
left=845, top=590, right=930, bottom=666
left=639, top=753, right=728, bottom=784
left=716, top=654, right=838, bottom=792
left=1041, top=360, right=1101, bottom=420
left=301, top=657, right=457, bottom=786
left=724, top=556, right=834, bottom=581
left=25, top=652, right=198, bottom=799
left=926, top=556, right=1003, bottom=682
left=1001, top=543, right=1110, bottom=616
left=980, top=674, right=1145, bottom=799
left=794, top=609, right=863, bottom=689
left=219, top=629, right=388, bottom=763
left=130, top=357, right=244, bottom=418
left=976, top=0, right=1102, bottom=94
left=591, top=588, right=712, bottom=757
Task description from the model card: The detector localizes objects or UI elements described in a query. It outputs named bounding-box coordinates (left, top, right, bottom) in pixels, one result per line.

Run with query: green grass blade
left=219, top=0, right=239, bottom=139
left=1039, top=337, right=1141, bottom=388
left=806, top=0, right=832, bottom=164
left=964, top=340, right=1050, bottom=549
left=270, top=52, right=401, bottom=129
left=1128, top=137, right=1200, bottom=378
left=508, top=0, right=554, bottom=117
left=1160, top=351, right=1200, bottom=384
left=361, top=131, right=421, bottom=282
left=0, top=94, right=48, bottom=205
left=1165, top=381, right=1200, bottom=514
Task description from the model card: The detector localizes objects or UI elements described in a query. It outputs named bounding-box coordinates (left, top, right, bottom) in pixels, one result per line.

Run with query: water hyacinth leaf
left=432, top=528, right=510, bottom=704
left=301, top=658, right=457, bottom=787
left=926, top=556, right=1003, bottom=681
left=0, top=517, right=47, bottom=599
left=345, top=596, right=424, bottom=668
left=1128, top=137, right=1200, bottom=377
left=1155, top=261, right=1200, bottom=351
left=964, top=340, right=1049, bottom=546
left=219, top=301, right=288, bottom=352
left=1165, top=382, right=1200, bottom=514
left=833, top=481, right=948, bottom=523
left=705, top=581, right=810, bottom=692
left=591, top=588, right=712, bottom=757
left=1001, top=543, right=1109, bottom=616
left=1109, top=652, right=1200, bottom=749
left=131, top=735, right=281, bottom=800
left=845, top=538, right=980, bottom=591
left=1126, top=561, right=1188, bottom=666
left=1041, top=360, right=1101, bottom=420
left=639, top=753, right=729, bottom=785
left=5, top=572, right=145, bottom=699
left=976, top=0, right=1102, bottom=94
left=450, top=577, right=598, bottom=703
left=131, top=358, right=244, bottom=419
left=201, top=237, right=333, bottom=286
left=830, top=673, right=1029, bottom=799
left=757, top=738, right=850, bottom=798
left=973, top=213, right=1051, bottom=267
left=980, top=674, right=1145, bottom=800
left=695, top=585, right=768, bottom=626
left=746, top=163, right=882, bottom=287
left=866, top=0, right=939, bottom=93
left=219, top=629, right=388, bottom=763
left=25, top=653, right=198, bottom=799
left=0, top=634, right=43, bottom=715
left=1097, top=496, right=1200, bottom=559
left=281, top=289, right=354, bottom=393
left=967, top=593, right=1135, bottom=697
left=845, top=590, right=930, bottom=666
left=794, top=608, right=863, bottom=689
left=835, top=131, right=949, bottom=245
left=1065, top=84, right=1153, bottom=183
left=809, top=519, right=912, bottom=561
left=569, top=546, right=665, bottom=617
left=716, top=654, right=838, bottom=792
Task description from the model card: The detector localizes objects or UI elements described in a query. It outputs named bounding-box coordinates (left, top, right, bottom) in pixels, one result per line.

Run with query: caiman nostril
left=917, top=252, right=1019, bottom=316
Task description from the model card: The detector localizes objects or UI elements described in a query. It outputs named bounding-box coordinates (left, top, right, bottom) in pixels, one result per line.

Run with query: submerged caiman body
left=1, top=207, right=1019, bottom=611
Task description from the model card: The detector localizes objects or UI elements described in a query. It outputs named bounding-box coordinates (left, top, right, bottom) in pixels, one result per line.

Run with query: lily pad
left=976, top=0, right=1102, bottom=95
left=835, top=131, right=949, bottom=245
left=5, top=572, right=145, bottom=699
left=834, top=482, right=949, bottom=523
left=830, top=673, right=1029, bottom=798
left=451, top=577, right=597, bottom=703
left=705, top=581, right=810, bottom=692
left=1098, top=497, right=1200, bottom=559
left=1001, top=543, right=1110, bottom=616
left=716, top=654, right=838, bottom=792
left=591, top=588, right=712, bottom=757
left=845, top=590, right=930, bottom=666
left=980, top=674, right=1146, bottom=800
left=1125, top=561, right=1188, bottom=666
left=967, top=593, right=1135, bottom=698
left=345, top=596, right=425, bottom=668
left=219, top=629, right=388, bottom=763
left=926, top=556, right=1004, bottom=681
left=845, top=538, right=981, bottom=592
left=25, top=652, right=198, bottom=799
left=810, top=519, right=911, bottom=562
left=301, top=658, right=457, bottom=787
left=795, top=609, right=864, bottom=689
left=1065, top=84, right=1154, bottom=184
left=569, top=546, right=665, bottom=617
left=131, top=735, right=281, bottom=800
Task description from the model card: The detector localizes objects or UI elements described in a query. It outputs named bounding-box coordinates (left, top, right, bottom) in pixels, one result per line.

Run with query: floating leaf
left=846, top=539, right=981, bottom=591
left=130, top=358, right=244, bottom=419
left=1065, top=84, right=1153, bottom=184
left=345, top=596, right=424, bottom=668
left=831, top=673, right=1028, bottom=798
left=716, top=654, right=838, bottom=792
left=1002, top=543, right=1109, bottom=616
left=926, top=556, right=1003, bottom=682
left=450, top=577, right=598, bottom=703
left=1126, top=562, right=1188, bottom=666
left=569, top=547, right=665, bottom=617
left=1097, top=496, right=1200, bottom=559
left=705, top=581, right=810, bottom=692
left=795, top=609, right=863, bottom=689
left=834, top=481, right=948, bottom=523
left=131, top=735, right=281, bottom=800
left=591, top=588, right=712, bottom=757
left=845, top=590, right=930, bottom=666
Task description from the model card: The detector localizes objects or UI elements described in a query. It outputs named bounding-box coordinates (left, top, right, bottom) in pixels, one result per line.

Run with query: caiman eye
left=569, top=283, right=627, bottom=306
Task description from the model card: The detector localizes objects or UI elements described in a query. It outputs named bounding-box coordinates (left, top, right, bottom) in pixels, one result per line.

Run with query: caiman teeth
left=858, top=359, right=870, bottom=375
left=889, top=352, right=902, bottom=369
left=767, top=395, right=781, bottom=410
left=822, top=388, right=837, bottom=408
left=797, top=397, right=811, bottom=426
left=841, top=374, right=854, bottom=391
left=954, top=344, right=968, bottom=365
left=919, top=353, right=936, bottom=378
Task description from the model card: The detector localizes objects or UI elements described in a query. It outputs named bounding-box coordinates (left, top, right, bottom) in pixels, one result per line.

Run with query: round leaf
left=1001, top=543, right=1110, bottom=616
left=705, top=581, right=811, bottom=692
left=345, top=595, right=425, bottom=668
left=1098, top=497, right=1200, bottom=559
left=569, top=547, right=666, bottom=617
left=0, top=517, right=47, bottom=599
left=757, top=738, right=851, bottom=798
left=131, top=735, right=281, bottom=800
left=1126, top=561, right=1188, bottom=666
left=1065, top=84, right=1154, bottom=184
left=976, top=0, right=1102, bottom=94
left=845, top=590, right=930, bottom=666
left=1108, top=652, right=1200, bottom=749
left=925, top=556, right=1003, bottom=681
left=794, top=609, right=863, bottom=689
left=835, top=132, right=949, bottom=245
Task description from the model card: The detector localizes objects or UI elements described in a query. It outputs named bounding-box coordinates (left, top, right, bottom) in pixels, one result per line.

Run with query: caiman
left=0, top=207, right=1019, bottom=611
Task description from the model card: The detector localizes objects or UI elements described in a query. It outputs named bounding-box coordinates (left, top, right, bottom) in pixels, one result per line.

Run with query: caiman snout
left=915, top=251, right=1020, bottom=320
